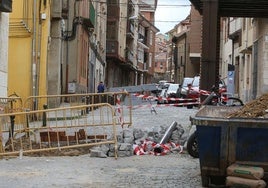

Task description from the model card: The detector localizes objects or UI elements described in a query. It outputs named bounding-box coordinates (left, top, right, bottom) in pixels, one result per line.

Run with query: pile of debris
left=228, top=93, right=268, bottom=118
left=3, top=121, right=186, bottom=158
left=91, top=121, right=186, bottom=158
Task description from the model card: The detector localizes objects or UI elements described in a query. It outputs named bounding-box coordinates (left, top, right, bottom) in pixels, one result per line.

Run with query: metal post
left=9, top=115, right=15, bottom=138
left=42, top=104, right=48, bottom=127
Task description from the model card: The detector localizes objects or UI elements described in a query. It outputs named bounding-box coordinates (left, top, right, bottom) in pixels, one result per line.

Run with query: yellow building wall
left=8, top=0, right=51, bottom=108
left=8, top=38, right=32, bottom=98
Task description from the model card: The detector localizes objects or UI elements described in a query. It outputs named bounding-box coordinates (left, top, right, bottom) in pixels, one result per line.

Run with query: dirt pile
left=228, top=93, right=268, bottom=118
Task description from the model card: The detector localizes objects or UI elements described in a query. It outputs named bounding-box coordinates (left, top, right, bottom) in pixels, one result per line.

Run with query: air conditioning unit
left=0, top=0, right=12, bottom=13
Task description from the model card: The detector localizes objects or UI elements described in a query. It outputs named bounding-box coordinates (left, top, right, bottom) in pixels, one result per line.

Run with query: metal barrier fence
left=0, top=96, right=23, bottom=114
left=0, top=103, right=119, bottom=158
left=24, top=92, right=132, bottom=128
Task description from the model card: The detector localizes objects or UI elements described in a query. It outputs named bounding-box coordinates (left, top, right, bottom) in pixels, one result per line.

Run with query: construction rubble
left=228, top=93, right=268, bottom=118
left=90, top=121, right=186, bottom=158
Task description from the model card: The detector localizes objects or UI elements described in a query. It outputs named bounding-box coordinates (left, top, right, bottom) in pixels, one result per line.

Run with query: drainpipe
left=65, top=0, right=70, bottom=95
left=31, top=0, right=37, bottom=110
left=173, top=45, right=178, bottom=83
left=184, top=36, right=187, bottom=79
left=135, top=71, right=138, bottom=85
left=170, top=45, right=173, bottom=82
left=35, top=0, right=43, bottom=101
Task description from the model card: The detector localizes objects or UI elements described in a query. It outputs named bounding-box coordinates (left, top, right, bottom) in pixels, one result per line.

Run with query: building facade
left=106, top=0, right=132, bottom=88
left=106, top=0, right=159, bottom=88
left=0, top=6, right=10, bottom=97
left=154, top=33, right=168, bottom=82
left=49, top=0, right=96, bottom=97
left=221, top=17, right=268, bottom=102
left=138, top=0, right=159, bottom=84
left=171, top=15, right=191, bottom=84
left=187, top=7, right=202, bottom=77
left=90, top=0, right=107, bottom=93
left=8, top=0, right=51, bottom=107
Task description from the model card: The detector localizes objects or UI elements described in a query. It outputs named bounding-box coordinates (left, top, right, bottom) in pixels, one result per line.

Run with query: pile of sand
left=228, top=93, right=268, bottom=118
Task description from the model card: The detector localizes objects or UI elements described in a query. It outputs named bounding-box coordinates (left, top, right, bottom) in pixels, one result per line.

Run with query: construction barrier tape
left=133, top=93, right=199, bottom=103
left=130, top=102, right=200, bottom=110
left=131, top=93, right=200, bottom=110
left=115, top=93, right=200, bottom=129
left=115, top=94, right=124, bottom=128
left=133, top=139, right=184, bottom=156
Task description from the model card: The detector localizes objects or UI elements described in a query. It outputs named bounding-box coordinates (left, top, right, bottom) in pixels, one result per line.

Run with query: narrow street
left=0, top=103, right=203, bottom=188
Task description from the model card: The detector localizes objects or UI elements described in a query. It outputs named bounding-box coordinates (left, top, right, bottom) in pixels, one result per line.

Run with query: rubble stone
left=118, top=143, right=132, bottom=151
left=90, top=149, right=107, bottom=158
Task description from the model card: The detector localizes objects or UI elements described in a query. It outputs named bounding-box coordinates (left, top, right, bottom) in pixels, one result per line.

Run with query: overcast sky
left=155, top=0, right=191, bottom=34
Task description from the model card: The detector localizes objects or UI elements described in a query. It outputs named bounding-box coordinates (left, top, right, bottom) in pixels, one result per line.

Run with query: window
left=138, top=48, right=144, bottom=63
left=149, top=31, right=153, bottom=45
left=149, top=53, right=152, bottom=67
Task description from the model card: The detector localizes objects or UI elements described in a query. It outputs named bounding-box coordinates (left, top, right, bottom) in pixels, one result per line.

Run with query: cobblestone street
left=0, top=102, right=203, bottom=188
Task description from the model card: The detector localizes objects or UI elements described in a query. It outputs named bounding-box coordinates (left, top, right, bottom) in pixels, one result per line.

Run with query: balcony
left=106, top=40, right=119, bottom=57
left=229, top=18, right=241, bottom=36
left=0, top=0, right=12, bottom=12
left=125, top=49, right=135, bottom=63
left=228, top=18, right=241, bottom=43
left=126, top=22, right=135, bottom=39
left=138, top=33, right=147, bottom=43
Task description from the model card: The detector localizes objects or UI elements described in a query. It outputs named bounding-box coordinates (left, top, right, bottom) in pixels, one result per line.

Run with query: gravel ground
left=0, top=100, right=203, bottom=188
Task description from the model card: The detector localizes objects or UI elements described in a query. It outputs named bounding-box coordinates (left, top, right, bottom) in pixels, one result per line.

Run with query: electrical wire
left=91, top=1, right=191, bottom=7
left=92, top=1, right=192, bottom=24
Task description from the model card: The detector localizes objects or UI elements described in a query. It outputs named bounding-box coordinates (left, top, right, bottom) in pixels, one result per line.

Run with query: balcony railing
left=229, top=18, right=241, bottom=35
left=125, top=49, right=135, bottom=63
left=126, top=22, right=135, bottom=38
left=138, top=33, right=147, bottom=44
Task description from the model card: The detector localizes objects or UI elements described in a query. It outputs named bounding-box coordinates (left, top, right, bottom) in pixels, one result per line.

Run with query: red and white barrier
left=130, top=101, right=200, bottom=110
left=115, top=94, right=124, bottom=128
left=133, top=139, right=183, bottom=156
left=133, top=93, right=199, bottom=104
left=131, top=93, right=200, bottom=110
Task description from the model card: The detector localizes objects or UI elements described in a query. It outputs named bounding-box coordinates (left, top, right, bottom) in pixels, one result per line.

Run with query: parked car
left=177, top=77, right=194, bottom=98
left=192, top=75, right=200, bottom=90
left=166, top=84, right=180, bottom=98
left=157, top=88, right=168, bottom=104
left=157, top=84, right=180, bottom=104
left=187, top=76, right=227, bottom=99
left=158, top=80, right=171, bottom=90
